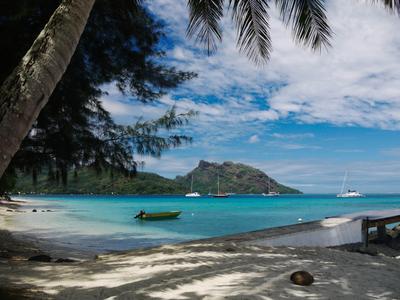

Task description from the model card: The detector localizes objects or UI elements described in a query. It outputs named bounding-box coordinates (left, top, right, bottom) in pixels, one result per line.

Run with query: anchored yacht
left=336, top=171, right=364, bottom=198
left=185, top=175, right=201, bottom=197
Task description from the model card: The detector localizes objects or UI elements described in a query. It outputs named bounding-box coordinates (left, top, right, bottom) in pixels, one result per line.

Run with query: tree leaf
left=187, top=0, right=224, bottom=54
left=229, top=0, right=272, bottom=65
left=275, top=0, right=332, bottom=51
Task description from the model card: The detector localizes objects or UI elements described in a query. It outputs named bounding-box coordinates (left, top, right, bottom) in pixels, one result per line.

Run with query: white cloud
left=266, top=140, right=321, bottom=150
left=145, top=0, right=400, bottom=130
left=270, top=133, right=315, bottom=139
left=381, top=147, right=400, bottom=157
left=137, top=155, right=197, bottom=177
left=248, top=135, right=260, bottom=144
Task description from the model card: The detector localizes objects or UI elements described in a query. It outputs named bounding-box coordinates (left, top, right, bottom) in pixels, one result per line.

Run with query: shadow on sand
left=1, top=241, right=400, bottom=299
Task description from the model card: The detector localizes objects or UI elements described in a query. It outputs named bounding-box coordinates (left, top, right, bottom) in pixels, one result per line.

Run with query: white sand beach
left=1, top=199, right=400, bottom=299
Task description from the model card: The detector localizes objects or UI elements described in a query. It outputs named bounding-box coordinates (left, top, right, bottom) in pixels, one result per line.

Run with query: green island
left=13, top=160, right=301, bottom=195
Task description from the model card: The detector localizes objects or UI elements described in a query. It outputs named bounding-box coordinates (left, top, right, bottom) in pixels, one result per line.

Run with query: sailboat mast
left=217, top=175, right=220, bottom=195
left=191, top=174, right=194, bottom=193
left=340, top=171, right=347, bottom=194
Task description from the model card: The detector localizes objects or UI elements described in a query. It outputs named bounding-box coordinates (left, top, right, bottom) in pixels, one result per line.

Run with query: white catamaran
left=336, top=171, right=364, bottom=198
left=185, top=175, right=201, bottom=197
left=262, top=177, right=280, bottom=197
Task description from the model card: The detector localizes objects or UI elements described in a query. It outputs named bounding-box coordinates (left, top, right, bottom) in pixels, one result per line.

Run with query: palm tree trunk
left=0, top=0, right=95, bottom=178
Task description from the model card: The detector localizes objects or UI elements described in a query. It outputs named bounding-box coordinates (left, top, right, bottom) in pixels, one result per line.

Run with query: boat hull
left=212, top=194, right=229, bottom=198
left=336, top=194, right=364, bottom=198
left=262, top=192, right=280, bottom=197
left=139, top=211, right=181, bottom=220
left=185, top=192, right=201, bottom=197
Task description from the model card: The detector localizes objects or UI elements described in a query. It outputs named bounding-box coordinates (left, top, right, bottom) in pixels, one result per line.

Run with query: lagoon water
left=11, top=194, right=400, bottom=252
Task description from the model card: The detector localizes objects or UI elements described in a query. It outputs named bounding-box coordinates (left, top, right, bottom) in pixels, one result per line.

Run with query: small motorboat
left=135, top=210, right=181, bottom=220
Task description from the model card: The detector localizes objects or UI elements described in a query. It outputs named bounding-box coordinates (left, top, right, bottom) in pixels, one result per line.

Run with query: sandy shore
left=0, top=198, right=95, bottom=261
left=1, top=199, right=400, bottom=299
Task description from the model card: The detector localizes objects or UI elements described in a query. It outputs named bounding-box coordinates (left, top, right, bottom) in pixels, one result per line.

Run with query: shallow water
left=11, top=194, right=400, bottom=252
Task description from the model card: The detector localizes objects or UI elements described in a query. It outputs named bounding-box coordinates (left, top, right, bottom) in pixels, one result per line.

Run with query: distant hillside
left=13, top=161, right=301, bottom=195
left=175, top=160, right=301, bottom=194
left=13, top=168, right=186, bottom=195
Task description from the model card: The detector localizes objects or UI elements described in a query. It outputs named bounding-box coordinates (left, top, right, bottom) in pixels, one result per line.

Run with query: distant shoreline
left=10, top=192, right=304, bottom=196
left=10, top=192, right=400, bottom=196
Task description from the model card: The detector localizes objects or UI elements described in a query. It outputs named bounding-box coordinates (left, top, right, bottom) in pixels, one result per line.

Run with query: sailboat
left=185, top=175, right=201, bottom=197
left=336, top=171, right=364, bottom=198
left=212, top=175, right=229, bottom=198
left=262, top=177, right=280, bottom=197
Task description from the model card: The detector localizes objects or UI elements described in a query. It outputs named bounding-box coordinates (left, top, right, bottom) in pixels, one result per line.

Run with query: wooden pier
left=362, top=213, right=400, bottom=247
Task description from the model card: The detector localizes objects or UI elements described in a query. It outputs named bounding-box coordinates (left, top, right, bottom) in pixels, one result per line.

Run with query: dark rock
left=6, top=209, right=13, bottom=212
left=290, top=271, right=314, bottom=286
left=198, top=160, right=212, bottom=169
left=387, top=237, right=400, bottom=250
left=41, top=210, right=45, bottom=212
left=0, top=286, right=49, bottom=299
left=225, top=247, right=235, bottom=252
left=356, top=247, right=378, bottom=256
left=28, top=254, right=52, bottom=262
left=55, top=258, right=76, bottom=263
left=371, top=234, right=392, bottom=244
left=32, top=209, right=37, bottom=212
left=46, top=210, right=52, bottom=212
left=0, top=250, right=12, bottom=259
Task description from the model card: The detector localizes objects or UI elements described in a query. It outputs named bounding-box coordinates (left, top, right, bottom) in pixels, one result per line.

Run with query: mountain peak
left=177, top=160, right=301, bottom=194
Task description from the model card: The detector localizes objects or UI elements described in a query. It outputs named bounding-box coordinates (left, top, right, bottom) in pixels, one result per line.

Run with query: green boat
left=136, top=211, right=181, bottom=220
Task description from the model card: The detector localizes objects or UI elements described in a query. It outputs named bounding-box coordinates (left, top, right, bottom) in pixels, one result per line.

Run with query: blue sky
left=101, top=0, right=400, bottom=193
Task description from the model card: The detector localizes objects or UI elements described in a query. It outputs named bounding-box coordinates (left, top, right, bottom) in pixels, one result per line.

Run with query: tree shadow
left=0, top=242, right=399, bottom=299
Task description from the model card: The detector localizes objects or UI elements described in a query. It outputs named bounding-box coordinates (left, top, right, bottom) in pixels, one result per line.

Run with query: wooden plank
left=364, top=215, right=400, bottom=228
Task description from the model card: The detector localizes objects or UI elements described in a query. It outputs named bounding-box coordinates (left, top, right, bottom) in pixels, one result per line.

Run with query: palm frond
left=275, top=0, right=332, bottom=51
left=371, top=0, right=400, bottom=14
left=186, top=0, right=224, bottom=54
left=229, top=0, right=272, bottom=65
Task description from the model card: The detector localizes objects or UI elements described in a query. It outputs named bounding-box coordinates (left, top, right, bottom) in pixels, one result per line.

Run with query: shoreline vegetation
left=1, top=197, right=400, bottom=299
left=12, top=160, right=302, bottom=195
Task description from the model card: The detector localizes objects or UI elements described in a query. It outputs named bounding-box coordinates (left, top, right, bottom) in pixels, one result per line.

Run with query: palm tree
left=0, top=0, right=97, bottom=178
left=0, top=0, right=399, bottom=179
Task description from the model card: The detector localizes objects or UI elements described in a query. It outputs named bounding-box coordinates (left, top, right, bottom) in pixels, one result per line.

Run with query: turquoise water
left=12, top=194, right=400, bottom=252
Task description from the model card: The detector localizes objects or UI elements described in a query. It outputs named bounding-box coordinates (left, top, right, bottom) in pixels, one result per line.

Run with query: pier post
left=377, top=223, right=386, bottom=243
left=362, top=218, right=369, bottom=248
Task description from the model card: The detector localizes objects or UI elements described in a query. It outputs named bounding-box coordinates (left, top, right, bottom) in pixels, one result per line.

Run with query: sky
left=101, top=0, right=400, bottom=193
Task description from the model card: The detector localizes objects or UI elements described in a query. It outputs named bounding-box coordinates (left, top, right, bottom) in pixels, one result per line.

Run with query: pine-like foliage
left=0, top=0, right=196, bottom=188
